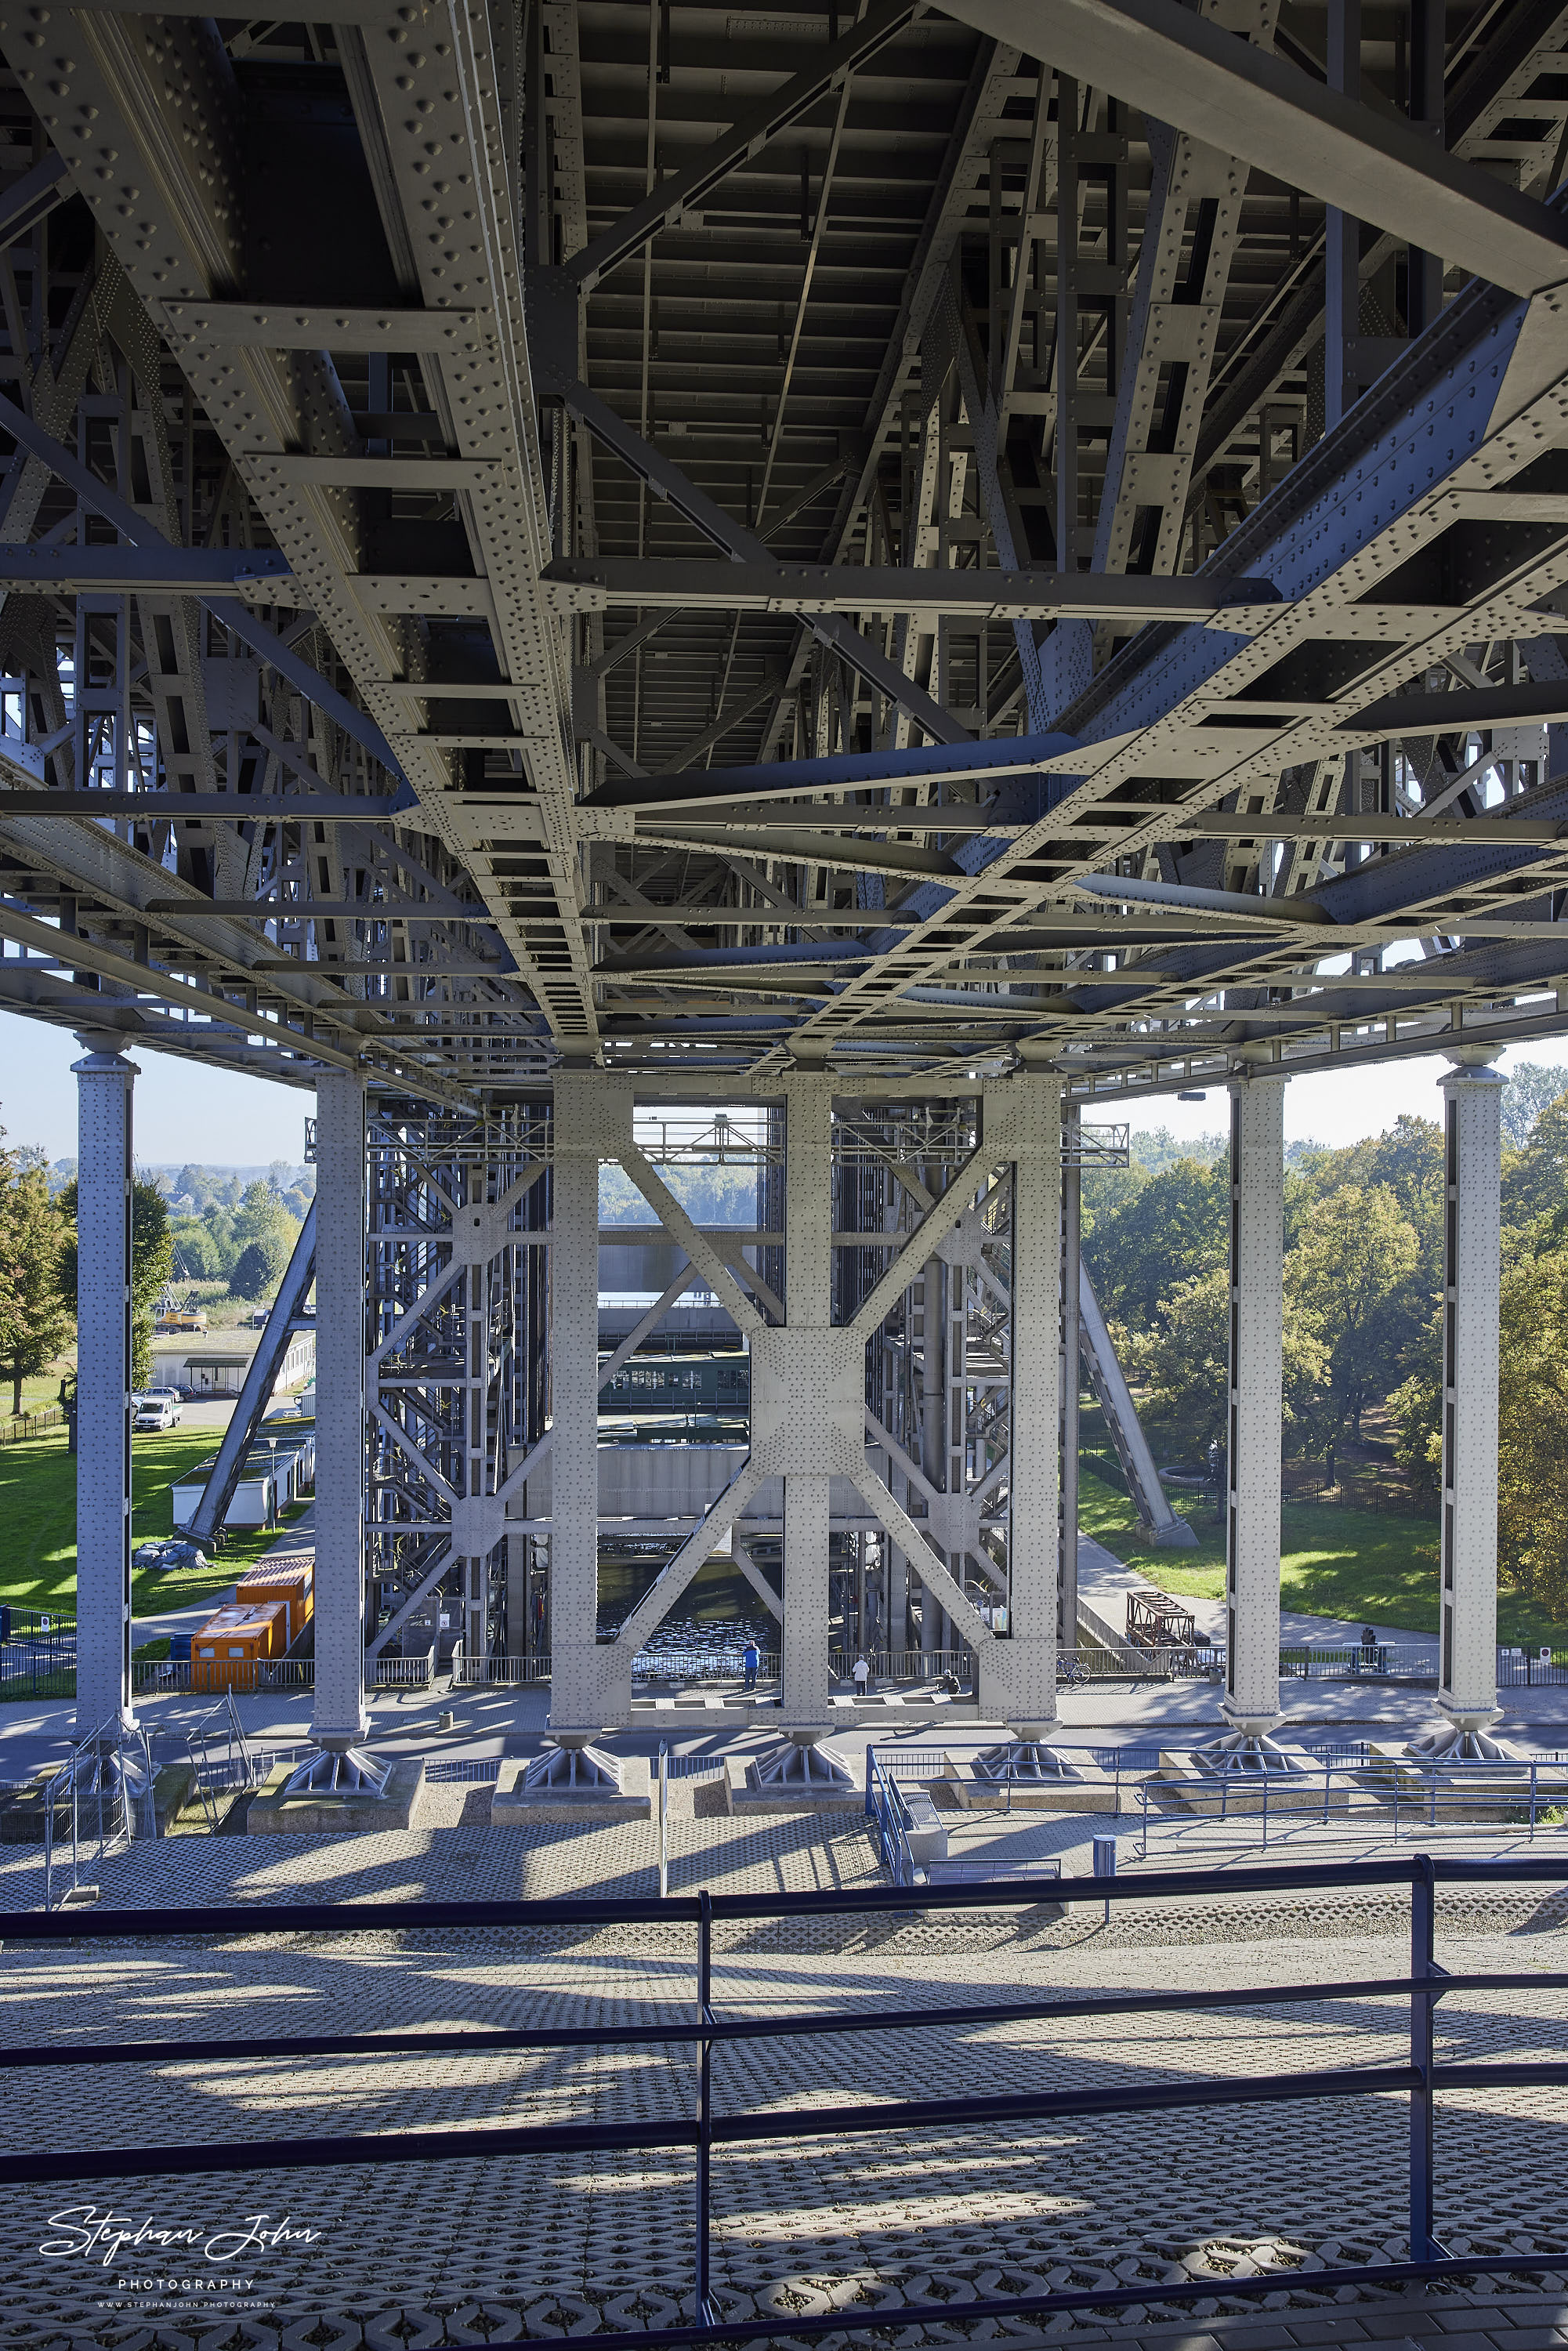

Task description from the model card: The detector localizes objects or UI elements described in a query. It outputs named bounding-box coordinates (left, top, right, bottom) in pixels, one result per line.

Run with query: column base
left=281, top=1748, right=392, bottom=1797
left=1199, top=1721, right=1310, bottom=1774
left=751, top=1735, right=853, bottom=1788
left=1407, top=1709, right=1515, bottom=1762
left=974, top=1740, right=1083, bottom=1784
left=67, top=1725, right=155, bottom=1838
left=520, top=1740, right=624, bottom=1793
left=315, top=1726, right=371, bottom=1754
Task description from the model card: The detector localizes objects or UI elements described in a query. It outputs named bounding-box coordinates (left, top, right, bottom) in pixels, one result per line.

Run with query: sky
left=3, top=1004, right=1567, bottom=1165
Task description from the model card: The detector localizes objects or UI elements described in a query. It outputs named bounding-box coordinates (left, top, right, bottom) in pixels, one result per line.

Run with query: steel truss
left=9, top=0, right=1568, bottom=1745
left=0, top=4, right=1554, bottom=1092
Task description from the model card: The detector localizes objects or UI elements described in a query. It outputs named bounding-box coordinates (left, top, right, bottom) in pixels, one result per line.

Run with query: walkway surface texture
left=3, top=1808, right=1568, bottom=2351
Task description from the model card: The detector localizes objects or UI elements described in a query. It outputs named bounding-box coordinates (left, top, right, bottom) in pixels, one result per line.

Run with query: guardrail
left=1135, top=1757, right=1568, bottom=1853
left=5, top=1857, right=1568, bottom=2343
left=129, top=1659, right=316, bottom=1695
left=451, top=1655, right=552, bottom=1685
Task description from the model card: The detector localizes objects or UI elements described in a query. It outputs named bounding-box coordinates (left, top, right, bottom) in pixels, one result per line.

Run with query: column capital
left=1228, top=1049, right=1285, bottom=1092
left=1439, top=1049, right=1505, bottom=1089
left=71, top=1034, right=138, bottom=1074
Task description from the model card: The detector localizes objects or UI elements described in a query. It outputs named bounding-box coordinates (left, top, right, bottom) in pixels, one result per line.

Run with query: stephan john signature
left=40, top=2208, right=321, bottom=2267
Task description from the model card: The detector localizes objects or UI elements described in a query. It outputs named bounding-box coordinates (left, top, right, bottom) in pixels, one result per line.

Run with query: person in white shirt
left=852, top=1654, right=870, bottom=1695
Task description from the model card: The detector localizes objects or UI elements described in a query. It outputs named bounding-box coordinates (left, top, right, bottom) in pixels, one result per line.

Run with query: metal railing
left=372, top=1654, right=433, bottom=1686
left=42, top=1718, right=157, bottom=1910
left=5, top=1857, right=1568, bottom=2342
left=451, top=1655, right=552, bottom=1685
left=129, top=1658, right=315, bottom=1695
left=1136, top=1757, right=1568, bottom=1854
left=634, top=1650, right=780, bottom=1683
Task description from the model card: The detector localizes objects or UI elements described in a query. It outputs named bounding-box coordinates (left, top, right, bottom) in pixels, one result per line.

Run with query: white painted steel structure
left=2, top=0, right=1563, bottom=1744
left=71, top=1038, right=135, bottom=1741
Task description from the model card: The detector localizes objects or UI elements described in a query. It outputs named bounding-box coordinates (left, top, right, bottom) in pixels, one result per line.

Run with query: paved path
left=1077, top=1531, right=1443, bottom=1662
left=1, top=1813, right=1566, bottom=2348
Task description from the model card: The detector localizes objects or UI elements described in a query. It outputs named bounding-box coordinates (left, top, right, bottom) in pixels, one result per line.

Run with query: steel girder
left=0, top=6, right=1556, bottom=1089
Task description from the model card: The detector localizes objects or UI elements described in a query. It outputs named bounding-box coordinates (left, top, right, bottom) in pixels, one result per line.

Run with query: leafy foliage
left=1082, top=1153, right=1229, bottom=1328
left=0, top=1163, right=73, bottom=1414
left=55, top=1175, right=175, bottom=1387
left=230, top=1236, right=287, bottom=1299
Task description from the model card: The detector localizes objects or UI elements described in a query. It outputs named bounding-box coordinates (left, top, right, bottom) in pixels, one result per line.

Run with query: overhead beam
left=543, top=379, right=972, bottom=745
left=564, top=0, right=918, bottom=292
left=1340, top=679, right=1568, bottom=734
left=0, top=546, right=292, bottom=594
left=939, top=0, right=1568, bottom=298
left=585, top=730, right=1089, bottom=813
left=541, top=560, right=1277, bottom=622
left=1, top=792, right=400, bottom=819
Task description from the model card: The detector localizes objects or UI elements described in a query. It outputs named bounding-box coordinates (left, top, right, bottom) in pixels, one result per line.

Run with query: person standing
left=742, top=1640, right=759, bottom=1693
left=853, top=1653, right=871, bottom=1697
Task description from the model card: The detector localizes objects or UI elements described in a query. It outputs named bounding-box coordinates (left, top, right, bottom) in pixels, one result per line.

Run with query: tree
left=202, top=1201, right=238, bottom=1273
left=232, top=1177, right=300, bottom=1263
left=1135, top=1262, right=1327, bottom=1458
left=0, top=1163, right=72, bottom=1415
left=230, top=1237, right=286, bottom=1299
left=169, top=1217, right=223, bottom=1281
left=1287, top=1183, right=1423, bottom=1471
left=56, top=1175, right=175, bottom=1387
left=1494, top=1250, right=1568, bottom=1615
left=1082, top=1154, right=1229, bottom=1329
left=1501, top=1062, right=1568, bottom=1151
left=267, top=1157, right=292, bottom=1195
left=1502, top=1088, right=1568, bottom=1234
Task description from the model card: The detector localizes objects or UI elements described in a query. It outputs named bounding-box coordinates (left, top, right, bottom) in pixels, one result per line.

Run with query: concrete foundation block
left=491, top=1755, right=652, bottom=1825
left=727, top=1755, right=865, bottom=1813
left=943, top=1753, right=1130, bottom=1814
left=248, top=1755, right=427, bottom=1835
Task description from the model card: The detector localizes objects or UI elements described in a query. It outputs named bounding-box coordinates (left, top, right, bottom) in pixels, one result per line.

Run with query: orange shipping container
left=191, top=1599, right=288, bottom=1691
left=234, top=1558, right=313, bottom=1648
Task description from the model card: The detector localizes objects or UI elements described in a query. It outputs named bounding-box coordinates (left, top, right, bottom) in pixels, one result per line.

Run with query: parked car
left=133, top=1400, right=179, bottom=1433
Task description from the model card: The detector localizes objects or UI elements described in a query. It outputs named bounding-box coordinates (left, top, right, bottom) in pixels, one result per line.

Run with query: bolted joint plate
left=749, top=1326, right=863, bottom=1476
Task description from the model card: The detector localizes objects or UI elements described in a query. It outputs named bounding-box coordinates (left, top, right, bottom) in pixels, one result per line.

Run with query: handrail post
left=1410, top=1853, right=1438, bottom=2263
left=696, top=1887, right=715, bottom=2325
left=658, top=1741, right=668, bottom=1900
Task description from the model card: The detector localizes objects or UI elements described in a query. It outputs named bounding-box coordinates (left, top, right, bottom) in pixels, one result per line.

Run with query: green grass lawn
left=0, top=1425, right=308, bottom=1630
left=1078, top=1465, right=1566, bottom=1649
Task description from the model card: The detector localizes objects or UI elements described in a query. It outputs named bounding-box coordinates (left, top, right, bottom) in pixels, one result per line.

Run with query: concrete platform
left=491, top=1753, right=652, bottom=1824
left=247, top=1754, right=427, bottom=1835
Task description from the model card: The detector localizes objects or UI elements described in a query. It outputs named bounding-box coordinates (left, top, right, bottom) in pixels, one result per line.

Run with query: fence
left=129, top=1657, right=316, bottom=1696
left=0, top=1404, right=65, bottom=1447
left=451, top=1656, right=552, bottom=1686
left=0, top=1609, right=75, bottom=1698
left=5, top=1855, right=1568, bottom=2343
left=1135, top=1756, right=1568, bottom=1855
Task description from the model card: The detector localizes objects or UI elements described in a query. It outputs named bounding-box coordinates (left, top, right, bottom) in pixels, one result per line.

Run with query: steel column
left=72, top=1036, right=135, bottom=1741
left=1223, top=1070, right=1286, bottom=1742
left=992, top=1076, right=1061, bottom=1730
left=1061, top=1104, right=1081, bottom=1646
left=313, top=1070, right=368, bottom=1750
left=551, top=1075, right=634, bottom=1733
left=1429, top=1052, right=1506, bottom=1753
left=780, top=1074, right=833, bottom=1733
